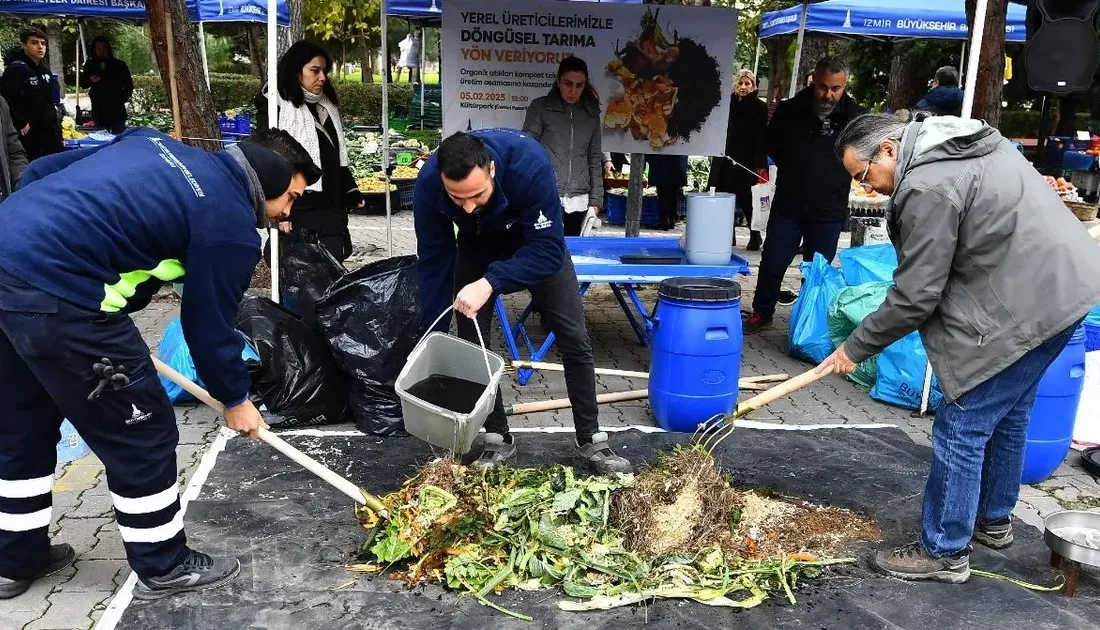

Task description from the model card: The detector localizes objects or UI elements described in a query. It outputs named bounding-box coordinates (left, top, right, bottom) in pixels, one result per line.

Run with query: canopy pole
left=74, top=22, right=81, bottom=118
left=959, top=41, right=967, bottom=85
left=268, top=0, right=280, bottom=302
left=382, top=0, right=393, bottom=257
left=752, top=37, right=761, bottom=78
left=164, top=13, right=182, bottom=140
left=198, top=22, right=210, bottom=88
left=420, top=26, right=426, bottom=130
left=788, top=2, right=809, bottom=99
left=961, top=0, right=988, bottom=119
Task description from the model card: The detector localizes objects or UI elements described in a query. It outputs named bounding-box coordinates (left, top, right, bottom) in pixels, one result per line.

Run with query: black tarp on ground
left=115, top=428, right=1100, bottom=629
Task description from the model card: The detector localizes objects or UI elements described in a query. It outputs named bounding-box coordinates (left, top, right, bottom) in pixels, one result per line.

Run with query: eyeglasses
left=857, top=162, right=873, bottom=193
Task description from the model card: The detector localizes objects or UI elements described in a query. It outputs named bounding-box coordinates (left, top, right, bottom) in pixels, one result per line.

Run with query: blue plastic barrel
left=649, top=278, right=743, bottom=432
left=1022, top=325, right=1087, bottom=484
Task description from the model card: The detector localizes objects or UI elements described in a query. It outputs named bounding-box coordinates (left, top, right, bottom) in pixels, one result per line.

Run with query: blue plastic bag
left=788, top=254, right=847, bottom=364
left=156, top=318, right=259, bottom=403
left=838, top=244, right=898, bottom=286
left=872, top=331, right=945, bottom=411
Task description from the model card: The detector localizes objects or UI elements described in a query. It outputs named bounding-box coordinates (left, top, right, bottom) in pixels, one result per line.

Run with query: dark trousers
left=0, top=270, right=187, bottom=580
left=453, top=253, right=600, bottom=442
left=752, top=213, right=845, bottom=318
left=655, top=186, right=680, bottom=227
left=563, top=211, right=587, bottom=237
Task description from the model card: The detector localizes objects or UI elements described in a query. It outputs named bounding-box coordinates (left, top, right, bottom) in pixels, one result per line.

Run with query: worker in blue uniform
left=414, top=129, right=632, bottom=474
left=0, top=128, right=320, bottom=600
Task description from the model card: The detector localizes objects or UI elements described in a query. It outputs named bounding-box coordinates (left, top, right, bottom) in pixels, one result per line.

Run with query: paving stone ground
left=2, top=210, right=1096, bottom=629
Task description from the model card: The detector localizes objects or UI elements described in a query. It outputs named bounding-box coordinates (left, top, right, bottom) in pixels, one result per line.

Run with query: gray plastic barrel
left=684, top=192, right=736, bottom=266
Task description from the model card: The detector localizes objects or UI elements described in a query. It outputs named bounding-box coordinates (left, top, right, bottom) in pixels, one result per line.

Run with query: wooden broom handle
left=733, top=367, right=831, bottom=418
left=150, top=356, right=389, bottom=518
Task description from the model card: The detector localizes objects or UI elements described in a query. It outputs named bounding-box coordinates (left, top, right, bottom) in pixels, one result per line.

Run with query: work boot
left=872, top=541, right=970, bottom=584
left=575, top=432, right=633, bottom=474
left=747, top=231, right=763, bottom=251
left=0, top=544, right=76, bottom=599
left=973, top=520, right=1014, bottom=550
left=132, top=549, right=241, bottom=601
left=472, top=433, right=517, bottom=470
left=744, top=312, right=773, bottom=334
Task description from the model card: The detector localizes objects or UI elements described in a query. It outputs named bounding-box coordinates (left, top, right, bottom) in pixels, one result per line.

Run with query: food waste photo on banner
left=442, top=0, right=738, bottom=156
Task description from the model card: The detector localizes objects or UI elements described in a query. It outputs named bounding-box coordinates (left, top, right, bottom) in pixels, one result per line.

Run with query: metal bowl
left=1045, top=510, right=1100, bottom=566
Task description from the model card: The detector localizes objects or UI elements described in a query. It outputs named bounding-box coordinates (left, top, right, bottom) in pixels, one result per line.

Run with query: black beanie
left=237, top=142, right=294, bottom=200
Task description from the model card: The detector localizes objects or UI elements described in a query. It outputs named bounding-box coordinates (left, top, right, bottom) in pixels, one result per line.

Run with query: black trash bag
left=236, top=296, right=349, bottom=427
left=269, top=229, right=346, bottom=325
left=316, top=255, right=421, bottom=436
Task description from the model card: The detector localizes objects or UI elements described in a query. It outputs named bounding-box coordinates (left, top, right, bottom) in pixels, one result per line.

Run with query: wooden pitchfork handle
left=151, top=356, right=389, bottom=519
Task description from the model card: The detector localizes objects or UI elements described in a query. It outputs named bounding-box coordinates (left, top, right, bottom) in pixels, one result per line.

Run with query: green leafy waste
left=354, top=448, right=868, bottom=620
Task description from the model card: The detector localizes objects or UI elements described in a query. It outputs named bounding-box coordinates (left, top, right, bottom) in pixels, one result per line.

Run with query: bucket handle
left=420, top=306, right=494, bottom=382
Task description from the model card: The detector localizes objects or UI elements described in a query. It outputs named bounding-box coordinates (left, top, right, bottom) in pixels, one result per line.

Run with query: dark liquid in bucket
left=406, top=374, right=485, bottom=414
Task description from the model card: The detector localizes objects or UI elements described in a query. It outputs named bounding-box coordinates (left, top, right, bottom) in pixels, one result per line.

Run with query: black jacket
left=0, top=52, right=61, bottom=160
left=766, top=87, right=866, bottom=222
left=82, top=55, right=133, bottom=128
left=707, top=91, right=769, bottom=205
left=0, top=97, right=26, bottom=198
left=255, top=92, right=361, bottom=262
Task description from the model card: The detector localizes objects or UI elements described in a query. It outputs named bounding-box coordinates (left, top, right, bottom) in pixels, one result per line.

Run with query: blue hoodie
left=917, top=86, right=964, bottom=117
left=414, top=128, right=565, bottom=331
left=0, top=129, right=262, bottom=407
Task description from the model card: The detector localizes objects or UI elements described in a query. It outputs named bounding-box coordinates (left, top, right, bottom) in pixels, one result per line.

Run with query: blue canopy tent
left=758, top=0, right=1028, bottom=99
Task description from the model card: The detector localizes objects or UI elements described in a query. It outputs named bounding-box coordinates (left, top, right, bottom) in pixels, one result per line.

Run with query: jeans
left=921, top=321, right=1081, bottom=557
left=453, top=252, right=600, bottom=443
left=752, top=213, right=844, bottom=318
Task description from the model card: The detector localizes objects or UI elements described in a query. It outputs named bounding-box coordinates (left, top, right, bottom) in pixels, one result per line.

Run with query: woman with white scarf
left=256, top=41, right=363, bottom=261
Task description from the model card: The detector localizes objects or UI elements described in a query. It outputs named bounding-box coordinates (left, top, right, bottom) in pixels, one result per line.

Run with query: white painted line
left=279, top=422, right=897, bottom=437
left=94, top=428, right=237, bottom=630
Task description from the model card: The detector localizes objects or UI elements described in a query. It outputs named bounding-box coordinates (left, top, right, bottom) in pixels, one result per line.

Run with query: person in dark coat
left=81, top=36, right=133, bottom=134
left=745, top=56, right=867, bottom=334
left=0, top=29, right=62, bottom=161
left=646, top=154, right=688, bottom=231
left=708, top=69, right=769, bottom=250
left=256, top=41, right=364, bottom=262
left=916, top=66, right=964, bottom=117
left=0, top=97, right=27, bottom=200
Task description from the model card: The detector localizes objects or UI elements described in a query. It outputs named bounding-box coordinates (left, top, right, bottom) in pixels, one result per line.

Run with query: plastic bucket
left=649, top=278, right=743, bottom=432
left=1022, top=325, right=1087, bottom=484
left=395, top=308, right=504, bottom=455
left=684, top=192, right=735, bottom=266
left=1072, top=313, right=1100, bottom=444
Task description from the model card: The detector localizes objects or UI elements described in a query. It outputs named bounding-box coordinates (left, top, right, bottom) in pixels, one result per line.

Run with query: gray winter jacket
left=522, top=89, right=604, bottom=207
left=846, top=117, right=1100, bottom=401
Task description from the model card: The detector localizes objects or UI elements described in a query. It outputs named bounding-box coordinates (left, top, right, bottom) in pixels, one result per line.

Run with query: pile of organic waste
left=353, top=443, right=880, bottom=620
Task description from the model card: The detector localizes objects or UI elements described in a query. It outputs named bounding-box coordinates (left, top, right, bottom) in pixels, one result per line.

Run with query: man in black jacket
left=0, top=29, right=62, bottom=160
left=745, top=57, right=866, bottom=333
left=82, top=36, right=133, bottom=134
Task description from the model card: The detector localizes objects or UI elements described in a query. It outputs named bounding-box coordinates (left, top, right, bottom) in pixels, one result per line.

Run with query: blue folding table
left=495, top=236, right=751, bottom=385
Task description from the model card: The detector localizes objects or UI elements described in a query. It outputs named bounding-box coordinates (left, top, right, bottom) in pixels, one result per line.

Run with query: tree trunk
left=625, top=154, right=646, bottom=238
left=277, top=0, right=305, bottom=56
left=360, top=34, right=374, bottom=83
left=887, top=42, right=924, bottom=112
left=764, top=35, right=793, bottom=112
left=247, top=25, right=266, bottom=80
left=965, top=0, right=1009, bottom=127
left=796, top=36, right=830, bottom=89
left=46, top=24, right=64, bottom=96
left=146, top=0, right=221, bottom=150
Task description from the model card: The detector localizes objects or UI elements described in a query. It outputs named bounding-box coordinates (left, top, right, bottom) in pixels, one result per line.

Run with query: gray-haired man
left=822, top=112, right=1100, bottom=583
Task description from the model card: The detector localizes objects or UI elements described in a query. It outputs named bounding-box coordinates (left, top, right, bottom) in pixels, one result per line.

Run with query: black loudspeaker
left=1024, top=0, right=1100, bottom=95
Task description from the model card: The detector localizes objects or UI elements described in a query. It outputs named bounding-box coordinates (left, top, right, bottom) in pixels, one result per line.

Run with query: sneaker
left=973, top=520, right=1014, bottom=550
left=132, top=549, right=241, bottom=601
left=472, top=433, right=517, bottom=470
left=744, top=312, right=773, bottom=334
left=777, top=290, right=799, bottom=306
left=0, top=544, right=76, bottom=600
left=747, top=231, right=763, bottom=252
left=575, top=432, right=633, bottom=474
left=873, top=541, right=970, bottom=584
